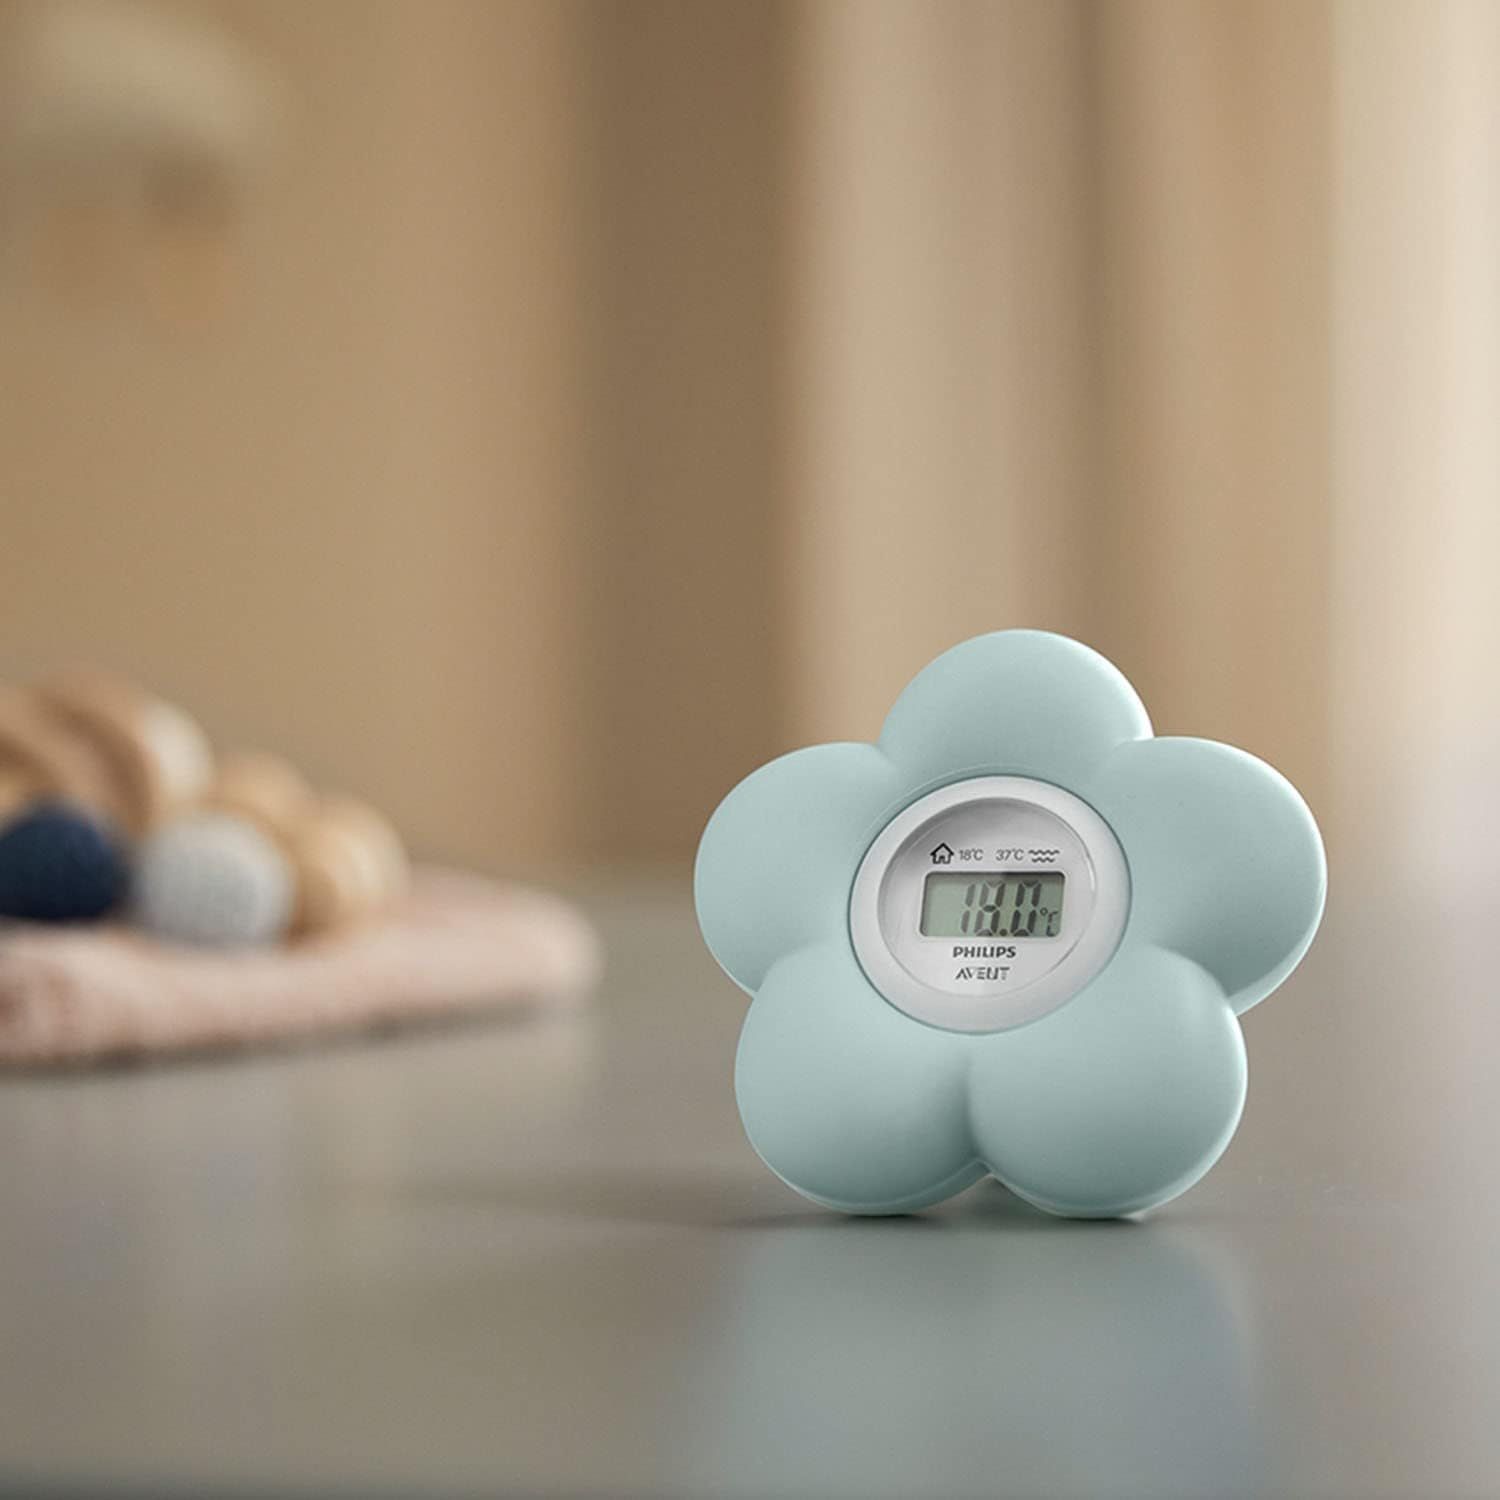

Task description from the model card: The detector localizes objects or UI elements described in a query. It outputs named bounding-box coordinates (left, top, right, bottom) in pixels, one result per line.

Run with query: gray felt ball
left=131, top=811, right=293, bottom=948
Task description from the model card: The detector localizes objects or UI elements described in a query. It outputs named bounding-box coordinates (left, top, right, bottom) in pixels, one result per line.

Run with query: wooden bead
left=33, top=671, right=213, bottom=835
left=0, top=763, right=44, bottom=825
left=205, top=752, right=314, bottom=846
left=0, top=684, right=122, bottom=819
left=287, top=797, right=408, bottom=936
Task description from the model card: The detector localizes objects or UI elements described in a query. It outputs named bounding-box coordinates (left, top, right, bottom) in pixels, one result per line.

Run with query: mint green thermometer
left=694, top=631, right=1325, bottom=1218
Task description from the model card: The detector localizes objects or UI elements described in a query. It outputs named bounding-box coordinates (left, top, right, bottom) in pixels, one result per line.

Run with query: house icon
left=929, top=842, right=955, bottom=865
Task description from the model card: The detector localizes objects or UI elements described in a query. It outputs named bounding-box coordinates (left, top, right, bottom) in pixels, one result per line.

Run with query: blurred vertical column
left=782, top=0, right=1097, bottom=746
left=782, top=0, right=1334, bottom=819
left=1089, top=0, right=1333, bottom=806
left=578, top=2, right=786, bottom=860
left=369, top=0, right=591, bottom=868
left=1327, top=7, right=1500, bottom=1463
left=1329, top=0, right=1500, bottom=874
left=360, top=0, right=590, bottom=868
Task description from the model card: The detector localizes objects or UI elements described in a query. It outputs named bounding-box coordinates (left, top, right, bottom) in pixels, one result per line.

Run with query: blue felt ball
left=0, top=801, right=128, bottom=923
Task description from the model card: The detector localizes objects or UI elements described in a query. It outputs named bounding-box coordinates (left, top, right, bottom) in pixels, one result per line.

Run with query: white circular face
left=849, top=777, right=1129, bottom=1034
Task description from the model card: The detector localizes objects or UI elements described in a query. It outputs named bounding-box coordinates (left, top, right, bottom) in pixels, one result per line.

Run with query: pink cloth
left=0, top=867, right=599, bottom=1066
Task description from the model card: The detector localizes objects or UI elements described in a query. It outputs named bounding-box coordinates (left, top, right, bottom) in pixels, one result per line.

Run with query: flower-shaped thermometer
left=694, top=631, right=1325, bottom=1218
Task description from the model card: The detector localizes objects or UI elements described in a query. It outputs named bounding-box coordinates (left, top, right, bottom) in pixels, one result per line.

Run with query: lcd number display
left=921, top=872, right=1065, bottom=939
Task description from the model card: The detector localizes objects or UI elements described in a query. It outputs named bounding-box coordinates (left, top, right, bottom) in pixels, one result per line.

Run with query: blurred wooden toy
left=133, top=751, right=409, bottom=948
left=0, top=686, right=122, bottom=923
left=287, top=796, right=408, bottom=937
left=0, top=676, right=594, bottom=1064
left=0, top=682, right=120, bottom=816
left=0, top=675, right=406, bottom=944
left=0, top=673, right=207, bottom=922
left=32, top=669, right=214, bottom=833
left=0, top=671, right=595, bottom=1066
left=208, top=750, right=409, bottom=937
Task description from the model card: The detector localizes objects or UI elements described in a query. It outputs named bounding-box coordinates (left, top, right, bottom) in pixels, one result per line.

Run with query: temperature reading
left=921, top=872, right=1065, bottom=939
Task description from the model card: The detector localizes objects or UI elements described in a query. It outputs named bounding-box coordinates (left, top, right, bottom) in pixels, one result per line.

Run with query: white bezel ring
left=849, top=776, right=1130, bottom=1034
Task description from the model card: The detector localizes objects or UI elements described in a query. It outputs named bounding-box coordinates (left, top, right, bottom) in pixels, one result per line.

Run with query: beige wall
left=2, top=0, right=1495, bottom=867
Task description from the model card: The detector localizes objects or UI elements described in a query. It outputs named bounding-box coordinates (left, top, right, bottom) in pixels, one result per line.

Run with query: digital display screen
left=920, top=873, right=1066, bottom=939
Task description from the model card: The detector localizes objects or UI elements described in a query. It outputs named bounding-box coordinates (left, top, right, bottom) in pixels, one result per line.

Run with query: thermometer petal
left=735, top=942, right=983, bottom=1214
left=695, top=742, right=903, bottom=994
left=878, top=630, right=1151, bottom=787
left=969, top=946, right=1247, bottom=1217
left=1087, top=736, right=1326, bottom=1015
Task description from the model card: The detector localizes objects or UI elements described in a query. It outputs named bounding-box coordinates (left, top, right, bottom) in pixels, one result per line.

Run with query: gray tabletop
left=0, top=875, right=1494, bottom=1499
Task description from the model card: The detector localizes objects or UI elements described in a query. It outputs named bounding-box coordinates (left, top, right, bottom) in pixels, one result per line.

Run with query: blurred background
left=1, top=0, right=1497, bottom=881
